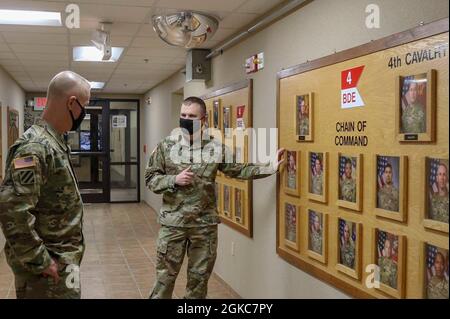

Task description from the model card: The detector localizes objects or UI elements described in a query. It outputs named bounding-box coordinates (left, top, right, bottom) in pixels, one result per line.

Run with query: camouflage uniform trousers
left=150, top=225, right=218, bottom=299
left=13, top=263, right=81, bottom=299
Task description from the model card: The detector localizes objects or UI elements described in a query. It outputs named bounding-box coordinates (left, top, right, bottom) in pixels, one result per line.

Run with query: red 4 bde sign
left=341, top=66, right=365, bottom=109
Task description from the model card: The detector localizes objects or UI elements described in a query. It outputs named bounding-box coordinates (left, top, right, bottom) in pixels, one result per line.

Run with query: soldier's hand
left=274, top=148, right=286, bottom=171
left=42, top=258, right=60, bottom=284
left=175, top=167, right=195, bottom=186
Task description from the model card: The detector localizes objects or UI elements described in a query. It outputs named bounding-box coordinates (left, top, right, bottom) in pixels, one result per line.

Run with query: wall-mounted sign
left=34, top=97, right=47, bottom=111
left=341, top=66, right=365, bottom=109
left=112, top=115, right=127, bottom=128
left=245, top=52, right=264, bottom=74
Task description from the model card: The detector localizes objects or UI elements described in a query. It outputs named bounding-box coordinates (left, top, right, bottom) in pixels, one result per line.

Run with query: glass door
left=109, top=100, right=140, bottom=202
left=68, top=99, right=110, bottom=203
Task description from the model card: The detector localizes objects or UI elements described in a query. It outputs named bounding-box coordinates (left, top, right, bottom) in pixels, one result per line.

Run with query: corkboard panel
left=277, top=19, right=448, bottom=299
left=203, top=79, right=254, bottom=237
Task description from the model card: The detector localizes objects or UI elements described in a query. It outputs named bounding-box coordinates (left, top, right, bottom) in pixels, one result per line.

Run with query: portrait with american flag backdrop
left=376, top=230, right=399, bottom=263
left=284, top=203, right=298, bottom=244
left=376, top=156, right=400, bottom=190
left=425, top=157, right=449, bottom=223
left=339, top=218, right=356, bottom=246
left=376, top=155, right=400, bottom=213
left=425, top=243, right=449, bottom=299
left=400, top=73, right=427, bottom=134
left=339, top=156, right=356, bottom=181
left=375, top=229, right=399, bottom=290
left=338, top=155, right=357, bottom=203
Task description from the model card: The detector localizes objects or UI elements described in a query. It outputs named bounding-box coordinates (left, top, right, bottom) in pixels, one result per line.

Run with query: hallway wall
left=142, top=0, right=449, bottom=298
left=0, top=66, right=26, bottom=251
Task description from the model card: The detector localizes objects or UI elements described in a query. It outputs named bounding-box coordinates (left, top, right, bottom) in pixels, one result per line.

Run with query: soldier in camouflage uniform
left=0, top=71, right=90, bottom=299
left=427, top=252, right=449, bottom=299
left=377, top=164, right=399, bottom=212
left=340, top=223, right=355, bottom=269
left=286, top=152, right=296, bottom=189
left=309, top=213, right=322, bottom=254
left=378, top=239, right=397, bottom=289
left=311, top=158, right=323, bottom=195
left=429, top=163, right=449, bottom=223
left=297, top=96, right=309, bottom=136
left=145, top=97, right=284, bottom=299
left=401, top=81, right=425, bottom=134
left=339, top=158, right=356, bottom=203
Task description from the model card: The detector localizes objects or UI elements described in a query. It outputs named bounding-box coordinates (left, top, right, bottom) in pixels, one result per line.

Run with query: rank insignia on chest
left=13, top=156, right=36, bottom=169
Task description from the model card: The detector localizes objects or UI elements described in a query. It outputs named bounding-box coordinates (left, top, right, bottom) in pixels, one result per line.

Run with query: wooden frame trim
left=335, top=219, right=362, bottom=280
left=337, top=153, right=363, bottom=212
left=201, top=79, right=252, bottom=101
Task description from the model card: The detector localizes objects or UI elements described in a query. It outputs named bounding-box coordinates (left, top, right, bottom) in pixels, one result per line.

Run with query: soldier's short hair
left=47, top=71, right=90, bottom=101
left=345, top=158, right=352, bottom=166
left=183, top=96, right=207, bottom=116
left=384, top=163, right=392, bottom=172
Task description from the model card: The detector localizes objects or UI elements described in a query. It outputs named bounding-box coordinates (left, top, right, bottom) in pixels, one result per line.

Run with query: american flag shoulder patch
left=13, top=156, right=37, bottom=170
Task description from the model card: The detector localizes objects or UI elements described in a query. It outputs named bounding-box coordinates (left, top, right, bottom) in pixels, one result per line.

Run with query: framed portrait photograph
left=7, top=106, right=20, bottom=148
left=373, top=228, right=405, bottom=298
left=307, top=151, right=328, bottom=203
left=283, top=150, right=301, bottom=197
left=233, top=134, right=248, bottom=164
left=307, top=209, right=327, bottom=264
left=295, top=93, right=313, bottom=142
left=423, top=157, right=449, bottom=233
left=223, top=185, right=232, bottom=218
left=335, top=218, right=362, bottom=280
left=213, top=99, right=221, bottom=130
left=422, top=243, right=449, bottom=299
left=215, top=182, right=222, bottom=215
left=282, top=202, right=299, bottom=251
left=223, top=106, right=232, bottom=138
left=234, top=188, right=245, bottom=224
left=337, top=154, right=362, bottom=211
left=395, top=69, right=436, bottom=142
left=374, top=155, right=407, bottom=222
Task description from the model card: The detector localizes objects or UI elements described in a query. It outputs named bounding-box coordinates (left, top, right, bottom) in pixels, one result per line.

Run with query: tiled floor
left=0, top=203, right=239, bottom=299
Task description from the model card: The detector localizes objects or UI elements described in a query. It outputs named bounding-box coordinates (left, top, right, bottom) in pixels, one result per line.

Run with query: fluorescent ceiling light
left=73, top=46, right=124, bottom=62
left=89, top=81, right=105, bottom=89
left=0, top=9, right=62, bottom=26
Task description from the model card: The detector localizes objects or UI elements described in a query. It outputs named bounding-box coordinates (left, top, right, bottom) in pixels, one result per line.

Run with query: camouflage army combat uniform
left=309, top=228, right=322, bottom=254
left=340, top=178, right=356, bottom=202
left=287, top=172, right=296, bottom=189
left=0, top=124, right=84, bottom=299
left=401, top=103, right=425, bottom=133
left=311, top=172, right=323, bottom=195
left=430, top=193, right=449, bottom=223
left=340, top=240, right=355, bottom=269
left=377, top=186, right=399, bottom=212
left=145, top=135, right=276, bottom=299
left=427, top=276, right=449, bottom=299
left=298, top=117, right=309, bottom=136
left=378, top=256, right=397, bottom=289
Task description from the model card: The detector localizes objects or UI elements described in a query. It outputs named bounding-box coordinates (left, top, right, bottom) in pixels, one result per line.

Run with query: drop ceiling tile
left=0, top=0, right=66, bottom=11
left=3, top=64, right=25, bottom=72
left=155, top=0, right=246, bottom=12
left=0, top=51, right=16, bottom=59
left=120, top=55, right=174, bottom=64
left=219, top=12, right=259, bottom=28
left=49, top=0, right=156, bottom=6
left=9, top=44, right=68, bottom=54
left=20, top=59, right=69, bottom=67
left=2, top=32, right=68, bottom=45
left=126, top=47, right=186, bottom=58
left=236, top=0, right=283, bottom=14
left=130, top=37, right=173, bottom=48
left=69, top=34, right=132, bottom=47
left=16, top=52, right=68, bottom=61
left=78, top=3, right=151, bottom=24
left=211, top=27, right=238, bottom=42
left=0, top=58, right=20, bottom=67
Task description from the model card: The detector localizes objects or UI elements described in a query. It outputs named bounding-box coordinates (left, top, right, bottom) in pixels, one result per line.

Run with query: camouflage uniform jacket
left=0, top=124, right=84, bottom=275
left=145, top=135, right=276, bottom=227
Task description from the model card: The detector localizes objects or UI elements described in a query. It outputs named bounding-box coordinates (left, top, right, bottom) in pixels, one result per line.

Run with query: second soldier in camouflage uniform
left=429, top=163, right=449, bottom=223
left=339, top=158, right=356, bottom=203
left=427, top=252, right=449, bottom=299
left=0, top=71, right=90, bottom=299
left=401, top=81, right=425, bottom=134
left=309, top=213, right=322, bottom=254
left=377, top=164, right=399, bottom=212
left=378, top=239, right=397, bottom=289
left=339, top=223, right=355, bottom=269
left=311, top=158, right=323, bottom=195
left=145, top=97, right=283, bottom=299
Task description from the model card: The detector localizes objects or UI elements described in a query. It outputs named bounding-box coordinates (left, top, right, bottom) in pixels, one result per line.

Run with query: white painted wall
left=141, top=0, right=449, bottom=298
left=0, top=66, right=26, bottom=252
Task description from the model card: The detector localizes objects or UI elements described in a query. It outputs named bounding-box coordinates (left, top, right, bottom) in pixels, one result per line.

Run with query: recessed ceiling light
left=0, top=9, right=62, bottom=26
left=89, top=81, right=105, bottom=89
left=73, top=46, right=124, bottom=62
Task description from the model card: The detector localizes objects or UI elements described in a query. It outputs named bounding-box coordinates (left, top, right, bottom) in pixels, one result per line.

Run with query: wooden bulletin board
left=277, top=18, right=449, bottom=298
left=202, top=79, right=254, bottom=237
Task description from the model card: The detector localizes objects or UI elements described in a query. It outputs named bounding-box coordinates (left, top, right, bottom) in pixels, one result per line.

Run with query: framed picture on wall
left=335, top=217, right=362, bottom=280
left=283, top=150, right=301, bottom=197
left=223, top=185, right=232, bottom=217
left=337, top=153, right=363, bottom=211
left=0, top=102, right=3, bottom=183
left=307, top=209, right=327, bottom=264
left=307, top=151, right=328, bottom=203
left=233, top=134, right=248, bottom=164
left=213, top=99, right=221, bottom=130
left=223, top=106, right=232, bottom=138
left=374, top=155, right=407, bottom=222
left=423, top=157, right=449, bottom=233
left=282, top=201, right=299, bottom=252
left=295, top=93, right=313, bottom=142
left=395, top=69, right=436, bottom=142
left=421, top=242, right=449, bottom=299
left=234, top=188, right=245, bottom=224
left=373, top=228, right=405, bottom=298
left=7, top=106, right=20, bottom=148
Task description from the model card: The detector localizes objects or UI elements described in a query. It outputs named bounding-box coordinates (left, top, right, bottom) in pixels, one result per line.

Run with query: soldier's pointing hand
left=175, top=167, right=195, bottom=186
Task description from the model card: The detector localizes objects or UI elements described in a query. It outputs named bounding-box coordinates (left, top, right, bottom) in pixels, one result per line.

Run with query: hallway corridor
left=0, top=203, right=239, bottom=299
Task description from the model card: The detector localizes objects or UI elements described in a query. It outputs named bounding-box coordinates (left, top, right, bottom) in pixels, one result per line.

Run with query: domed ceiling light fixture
left=152, top=11, right=218, bottom=48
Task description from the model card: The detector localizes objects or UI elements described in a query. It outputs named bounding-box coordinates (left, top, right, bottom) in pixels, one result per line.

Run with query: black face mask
left=179, top=117, right=202, bottom=135
left=69, top=99, right=86, bottom=131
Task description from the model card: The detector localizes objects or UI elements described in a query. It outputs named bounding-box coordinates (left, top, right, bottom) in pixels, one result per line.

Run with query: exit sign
left=34, top=97, right=47, bottom=111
